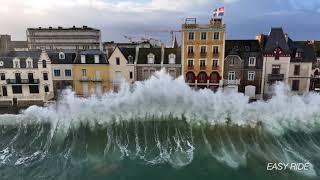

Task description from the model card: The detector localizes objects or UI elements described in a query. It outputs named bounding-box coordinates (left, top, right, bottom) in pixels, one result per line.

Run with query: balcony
left=212, top=66, right=220, bottom=71
left=268, top=74, right=284, bottom=83
left=6, top=79, right=40, bottom=84
left=200, top=52, right=207, bottom=58
left=187, top=53, right=194, bottom=58
left=93, top=77, right=103, bottom=82
left=200, top=66, right=206, bottom=70
left=187, top=65, right=194, bottom=70
left=212, top=53, right=220, bottom=58
left=224, top=79, right=241, bottom=86
left=80, top=76, right=90, bottom=82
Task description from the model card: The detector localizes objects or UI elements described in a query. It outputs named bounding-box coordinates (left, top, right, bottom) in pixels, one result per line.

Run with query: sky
left=0, top=0, right=320, bottom=44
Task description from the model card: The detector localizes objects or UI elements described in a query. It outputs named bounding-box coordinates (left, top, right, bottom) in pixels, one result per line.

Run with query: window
left=116, top=57, right=120, bottom=65
left=42, top=60, right=46, bottom=68
left=188, top=46, right=194, bottom=54
left=150, top=69, right=156, bottom=76
left=81, top=69, right=87, bottom=76
left=44, top=85, right=49, bottom=93
left=43, top=73, right=48, bottom=80
left=200, top=59, right=206, bottom=67
left=0, top=73, right=5, bottom=80
left=2, top=86, right=7, bottom=96
left=213, top=32, right=220, bottom=40
left=245, top=46, right=250, bottom=52
left=249, top=57, right=256, bottom=66
left=228, top=71, right=235, bottom=80
left=65, top=69, right=72, bottom=77
left=81, top=55, right=86, bottom=63
left=292, top=80, right=300, bottom=91
left=213, top=46, right=219, bottom=54
left=187, top=59, right=194, bottom=67
left=29, top=85, right=39, bottom=94
left=147, top=53, right=155, bottom=64
left=200, top=46, right=206, bottom=54
left=54, top=69, right=61, bottom=77
left=13, top=59, right=20, bottom=68
left=296, top=52, right=302, bottom=58
left=143, top=69, right=149, bottom=80
left=272, top=65, right=280, bottom=74
left=12, top=85, right=22, bottom=94
left=28, top=73, right=34, bottom=81
left=230, top=58, right=235, bottom=65
left=248, top=71, right=255, bottom=81
left=169, top=54, right=176, bottom=64
left=0, top=61, right=3, bottom=66
left=294, top=65, right=300, bottom=76
left=201, top=32, right=207, bottom=40
left=94, top=55, right=99, bottom=64
left=129, top=71, right=133, bottom=79
left=15, top=73, right=21, bottom=83
left=26, top=59, right=33, bottom=68
left=59, top=52, right=65, bottom=60
left=128, top=56, right=134, bottom=64
left=188, top=32, right=195, bottom=40
left=212, top=59, right=219, bottom=67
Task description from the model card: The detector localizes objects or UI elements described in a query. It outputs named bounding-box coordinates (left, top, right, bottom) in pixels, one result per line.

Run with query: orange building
left=181, top=17, right=226, bottom=90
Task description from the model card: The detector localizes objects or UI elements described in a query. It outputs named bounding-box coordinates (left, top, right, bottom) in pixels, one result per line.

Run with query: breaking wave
left=1, top=70, right=320, bottom=179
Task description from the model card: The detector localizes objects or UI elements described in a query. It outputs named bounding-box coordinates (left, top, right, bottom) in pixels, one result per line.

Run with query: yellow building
left=182, top=17, right=226, bottom=90
left=73, top=50, right=110, bottom=97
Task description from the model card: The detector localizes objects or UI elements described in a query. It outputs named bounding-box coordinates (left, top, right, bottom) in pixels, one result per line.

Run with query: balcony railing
left=200, top=66, right=206, bottom=70
left=6, top=79, right=40, bottom=84
left=80, top=76, right=90, bottom=82
left=212, top=53, right=220, bottom=58
left=187, top=53, right=194, bottom=58
left=188, top=65, right=194, bottom=70
left=268, top=74, right=284, bottom=82
left=200, top=52, right=207, bottom=58
left=93, top=77, right=103, bottom=82
left=224, top=79, right=241, bottom=86
left=212, top=66, right=220, bottom=70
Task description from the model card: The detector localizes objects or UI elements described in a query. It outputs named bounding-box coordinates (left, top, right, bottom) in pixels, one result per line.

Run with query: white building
left=27, top=26, right=101, bottom=50
left=0, top=50, right=54, bottom=107
left=108, top=47, right=135, bottom=92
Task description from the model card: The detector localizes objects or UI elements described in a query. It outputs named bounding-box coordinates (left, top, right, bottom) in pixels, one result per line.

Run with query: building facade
left=73, top=50, right=110, bottom=97
left=27, top=26, right=101, bottom=50
left=108, top=47, right=135, bottom=92
left=181, top=17, right=225, bottom=90
left=259, top=28, right=314, bottom=97
left=224, top=40, right=263, bottom=99
left=0, top=50, right=54, bottom=107
left=135, top=47, right=181, bottom=81
left=48, top=50, right=77, bottom=99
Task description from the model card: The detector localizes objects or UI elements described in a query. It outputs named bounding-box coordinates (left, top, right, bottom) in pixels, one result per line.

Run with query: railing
left=200, top=52, right=207, bottom=58
left=224, top=79, right=241, bottom=86
left=93, top=77, right=103, bottom=82
left=6, top=79, right=40, bottom=84
left=212, top=66, right=220, bottom=70
left=188, top=66, right=194, bottom=70
left=268, top=74, right=284, bottom=82
left=80, top=76, right=90, bottom=81
left=200, top=66, right=206, bottom=70
left=187, top=53, right=194, bottom=58
left=212, top=53, right=220, bottom=58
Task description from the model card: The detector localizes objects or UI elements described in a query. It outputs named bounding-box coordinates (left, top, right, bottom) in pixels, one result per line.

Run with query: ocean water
left=1, top=70, right=320, bottom=180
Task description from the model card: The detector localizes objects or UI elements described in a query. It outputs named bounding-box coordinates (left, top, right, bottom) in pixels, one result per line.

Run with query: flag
left=213, top=7, right=225, bottom=17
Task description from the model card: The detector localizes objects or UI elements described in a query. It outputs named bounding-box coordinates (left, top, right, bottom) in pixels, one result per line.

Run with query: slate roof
left=163, top=47, right=181, bottom=64
left=137, top=48, right=162, bottom=64
left=47, top=50, right=77, bottom=64
left=10, top=41, right=28, bottom=49
left=119, top=48, right=136, bottom=62
left=73, top=50, right=108, bottom=64
left=225, top=40, right=262, bottom=59
left=0, top=50, right=41, bottom=69
left=288, top=40, right=316, bottom=63
left=264, top=28, right=290, bottom=54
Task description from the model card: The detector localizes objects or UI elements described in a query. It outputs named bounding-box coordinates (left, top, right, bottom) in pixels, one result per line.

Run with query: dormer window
left=169, top=53, right=176, bottom=64
left=128, top=55, right=134, bottom=64
left=59, top=52, right=65, bottom=60
left=147, top=53, right=155, bottom=64
left=248, top=57, right=256, bottom=66
left=26, top=58, right=33, bottom=68
left=296, top=51, right=302, bottom=58
left=81, top=55, right=86, bottom=63
left=94, top=55, right=99, bottom=64
left=0, top=61, right=3, bottom=67
left=13, top=58, right=20, bottom=68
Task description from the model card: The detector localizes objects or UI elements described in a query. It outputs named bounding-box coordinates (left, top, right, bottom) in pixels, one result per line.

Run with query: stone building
left=73, top=50, right=110, bottom=97
left=0, top=50, right=54, bottom=107
left=48, top=50, right=77, bottom=99
left=27, top=26, right=101, bottom=50
left=0, top=35, right=28, bottom=55
left=108, top=47, right=135, bottom=92
left=135, top=46, right=181, bottom=81
left=181, top=17, right=225, bottom=90
left=224, top=40, right=263, bottom=99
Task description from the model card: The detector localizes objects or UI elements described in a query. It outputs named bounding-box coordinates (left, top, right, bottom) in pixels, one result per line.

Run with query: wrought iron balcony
left=188, top=65, right=194, bottom=70
left=268, top=74, right=284, bottom=82
left=93, top=77, right=103, bottom=82
left=6, top=79, right=40, bottom=84
left=200, top=52, right=207, bottom=58
left=200, top=66, right=206, bottom=70
left=187, top=53, right=194, bottom=58
left=80, top=76, right=90, bottom=82
left=212, top=66, right=220, bottom=71
left=223, top=79, right=241, bottom=86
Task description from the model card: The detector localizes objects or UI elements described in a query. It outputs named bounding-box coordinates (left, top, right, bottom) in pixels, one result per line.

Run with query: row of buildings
left=1, top=16, right=320, bottom=107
